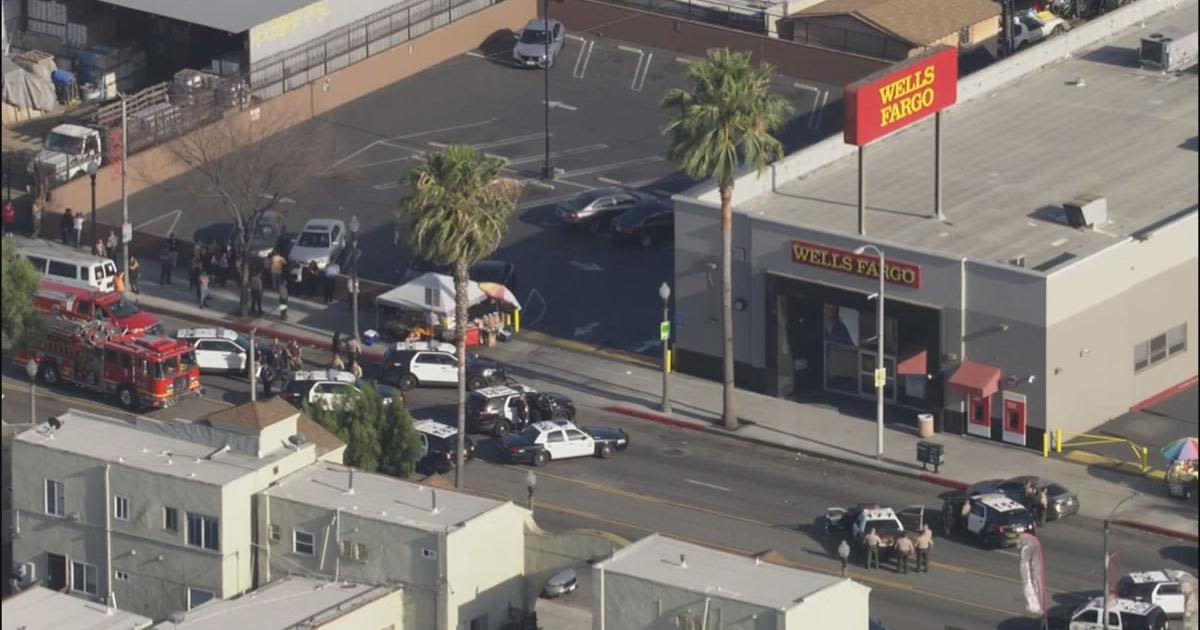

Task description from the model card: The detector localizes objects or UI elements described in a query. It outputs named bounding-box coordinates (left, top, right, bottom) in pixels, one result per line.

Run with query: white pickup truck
left=1011, top=11, right=1068, bottom=51
left=27, top=123, right=104, bottom=184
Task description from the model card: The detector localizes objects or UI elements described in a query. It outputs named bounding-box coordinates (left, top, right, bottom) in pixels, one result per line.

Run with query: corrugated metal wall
left=249, top=0, right=494, bottom=100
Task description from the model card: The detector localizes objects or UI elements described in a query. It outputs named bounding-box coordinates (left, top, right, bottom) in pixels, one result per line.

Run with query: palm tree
left=662, top=49, right=791, bottom=430
left=397, top=145, right=520, bottom=488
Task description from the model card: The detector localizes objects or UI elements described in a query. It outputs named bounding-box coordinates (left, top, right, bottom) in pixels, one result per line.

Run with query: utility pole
left=659, top=282, right=672, bottom=414
left=120, top=94, right=129, bottom=276
left=249, top=328, right=257, bottom=402
left=349, top=215, right=360, bottom=342
left=540, top=0, right=554, bottom=181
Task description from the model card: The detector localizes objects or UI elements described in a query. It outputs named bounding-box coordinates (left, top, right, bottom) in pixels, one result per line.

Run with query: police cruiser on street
left=501, top=420, right=629, bottom=466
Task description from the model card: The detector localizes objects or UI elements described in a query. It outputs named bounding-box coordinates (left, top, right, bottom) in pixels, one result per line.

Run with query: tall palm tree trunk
left=720, top=186, right=737, bottom=429
left=453, top=260, right=469, bottom=487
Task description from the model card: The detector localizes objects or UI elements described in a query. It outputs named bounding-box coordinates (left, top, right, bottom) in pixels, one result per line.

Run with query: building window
left=164, top=507, right=179, bottom=532
left=339, top=540, right=369, bottom=561
left=114, top=496, right=130, bottom=521
left=70, top=560, right=98, bottom=595
left=293, top=530, right=316, bottom=555
left=186, top=512, right=220, bottom=552
left=114, top=570, right=130, bottom=582
left=269, top=524, right=281, bottom=542
left=45, top=479, right=65, bottom=517
left=1135, top=324, right=1187, bottom=372
left=187, top=587, right=215, bottom=610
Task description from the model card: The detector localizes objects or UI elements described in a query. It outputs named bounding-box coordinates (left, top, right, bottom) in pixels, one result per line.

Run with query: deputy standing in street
left=895, top=535, right=915, bottom=575
left=915, top=526, right=934, bottom=572
left=250, top=270, right=264, bottom=316
left=864, top=528, right=881, bottom=570
left=322, top=261, right=340, bottom=304
left=837, top=539, right=851, bottom=577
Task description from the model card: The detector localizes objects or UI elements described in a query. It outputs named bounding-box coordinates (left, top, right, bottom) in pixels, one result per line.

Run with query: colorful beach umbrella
left=1161, top=437, right=1199, bottom=462
left=477, top=282, right=521, bottom=310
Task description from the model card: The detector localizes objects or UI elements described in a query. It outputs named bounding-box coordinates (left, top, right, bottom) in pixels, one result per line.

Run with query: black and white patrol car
left=1048, top=596, right=1168, bottom=630
left=281, top=369, right=404, bottom=410
left=1117, top=570, right=1192, bottom=618
left=413, top=419, right=475, bottom=475
left=174, top=328, right=256, bottom=375
left=500, top=420, right=629, bottom=466
left=942, top=492, right=1036, bottom=548
left=380, top=344, right=507, bottom=391
left=466, top=385, right=575, bottom=436
left=824, top=504, right=927, bottom=553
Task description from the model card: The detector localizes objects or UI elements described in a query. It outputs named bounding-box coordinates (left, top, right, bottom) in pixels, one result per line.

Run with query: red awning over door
left=897, top=350, right=927, bottom=376
left=947, top=361, right=1002, bottom=398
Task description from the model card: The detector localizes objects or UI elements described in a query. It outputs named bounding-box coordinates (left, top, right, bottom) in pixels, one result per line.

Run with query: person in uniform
left=915, top=526, right=934, bottom=572
left=895, top=535, right=915, bottom=574
left=864, top=528, right=881, bottom=570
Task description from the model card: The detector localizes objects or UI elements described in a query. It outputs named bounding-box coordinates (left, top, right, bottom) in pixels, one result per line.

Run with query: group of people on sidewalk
left=858, top=526, right=935, bottom=575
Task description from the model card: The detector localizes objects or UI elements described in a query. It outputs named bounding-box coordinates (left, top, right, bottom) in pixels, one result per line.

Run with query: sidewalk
left=128, top=277, right=1200, bottom=542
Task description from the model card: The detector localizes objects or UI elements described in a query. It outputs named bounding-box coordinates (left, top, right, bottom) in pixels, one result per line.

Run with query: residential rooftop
left=1, top=586, right=153, bottom=630
left=596, top=534, right=848, bottom=609
left=150, top=577, right=398, bottom=630
left=268, top=463, right=514, bottom=533
left=15, top=409, right=307, bottom=486
left=744, top=2, right=1199, bottom=272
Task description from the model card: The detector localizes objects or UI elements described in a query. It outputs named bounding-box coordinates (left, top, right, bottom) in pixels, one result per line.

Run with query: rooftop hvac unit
left=1139, top=28, right=1198, bottom=72
left=1063, top=195, right=1107, bottom=229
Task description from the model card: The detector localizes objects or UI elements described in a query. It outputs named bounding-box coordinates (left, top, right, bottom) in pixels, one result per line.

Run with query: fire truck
left=16, top=318, right=201, bottom=411
left=34, top=282, right=164, bottom=335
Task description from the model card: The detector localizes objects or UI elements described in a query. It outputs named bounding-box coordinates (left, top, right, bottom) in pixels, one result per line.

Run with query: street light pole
left=659, top=282, right=672, bottom=414
left=525, top=470, right=537, bottom=512
left=1103, top=492, right=1139, bottom=630
left=120, top=93, right=129, bottom=276
left=540, top=0, right=554, bottom=181
left=87, top=162, right=98, bottom=252
left=25, top=359, right=38, bottom=425
left=349, top=214, right=360, bottom=342
left=855, top=244, right=886, bottom=461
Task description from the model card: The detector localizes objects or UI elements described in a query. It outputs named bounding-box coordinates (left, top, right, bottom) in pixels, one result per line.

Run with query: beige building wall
left=444, top=504, right=529, bottom=629
left=780, top=580, right=871, bottom=629
left=10, top=443, right=230, bottom=620
left=1044, top=214, right=1198, bottom=434
left=318, top=588, right=406, bottom=630
left=593, top=571, right=779, bottom=630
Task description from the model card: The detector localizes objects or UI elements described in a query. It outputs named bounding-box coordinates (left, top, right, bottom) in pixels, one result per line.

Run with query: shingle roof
left=206, top=397, right=303, bottom=431
left=297, top=416, right=345, bottom=458
left=793, top=0, right=999, bottom=45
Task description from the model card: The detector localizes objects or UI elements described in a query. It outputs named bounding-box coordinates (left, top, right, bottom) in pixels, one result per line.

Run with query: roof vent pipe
left=348, top=469, right=355, bottom=495
left=432, top=489, right=440, bottom=514
left=679, top=554, right=687, bottom=568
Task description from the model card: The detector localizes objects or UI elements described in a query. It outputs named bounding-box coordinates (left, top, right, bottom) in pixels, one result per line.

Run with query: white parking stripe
left=470, top=132, right=548, bottom=150
left=686, top=479, right=731, bottom=492
left=572, top=40, right=595, bottom=79
left=558, top=156, right=664, bottom=179
left=507, top=143, right=608, bottom=166
left=327, top=118, right=496, bottom=171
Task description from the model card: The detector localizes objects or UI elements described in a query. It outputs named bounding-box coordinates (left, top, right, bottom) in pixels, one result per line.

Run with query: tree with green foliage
left=661, top=48, right=791, bottom=430
left=303, top=384, right=421, bottom=477
left=397, top=145, right=521, bottom=488
left=1, top=240, right=46, bottom=348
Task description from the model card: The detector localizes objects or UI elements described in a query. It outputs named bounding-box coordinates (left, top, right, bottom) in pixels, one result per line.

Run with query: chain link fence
left=249, top=0, right=496, bottom=100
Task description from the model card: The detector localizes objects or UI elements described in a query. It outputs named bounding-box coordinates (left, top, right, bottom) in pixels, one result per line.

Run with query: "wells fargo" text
left=877, top=66, right=936, bottom=128
left=791, top=241, right=921, bottom=288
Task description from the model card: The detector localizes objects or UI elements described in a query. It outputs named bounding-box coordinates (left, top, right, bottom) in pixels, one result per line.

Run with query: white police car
left=1051, top=596, right=1167, bottom=630
left=1118, top=570, right=1191, bottom=618
left=281, top=369, right=404, bottom=410
left=413, top=419, right=475, bottom=474
left=500, top=420, right=629, bottom=466
left=175, top=328, right=254, bottom=374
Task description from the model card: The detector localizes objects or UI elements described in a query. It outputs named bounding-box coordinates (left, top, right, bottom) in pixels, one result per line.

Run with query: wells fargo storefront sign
left=843, top=47, right=958, bottom=146
left=791, top=241, right=921, bottom=289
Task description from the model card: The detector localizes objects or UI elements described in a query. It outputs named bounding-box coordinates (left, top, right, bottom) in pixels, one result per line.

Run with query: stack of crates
left=77, top=42, right=147, bottom=97
left=27, top=0, right=115, bottom=51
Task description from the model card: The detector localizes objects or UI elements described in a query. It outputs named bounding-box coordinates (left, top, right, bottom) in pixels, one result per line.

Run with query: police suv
left=500, top=420, right=630, bottom=466
left=1117, top=570, right=1191, bottom=618
left=413, top=419, right=475, bottom=474
left=282, top=369, right=404, bottom=410
left=943, top=492, right=1036, bottom=548
left=174, top=328, right=255, bottom=375
left=1049, top=597, right=1167, bottom=630
left=466, top=385, right=575, bottom=436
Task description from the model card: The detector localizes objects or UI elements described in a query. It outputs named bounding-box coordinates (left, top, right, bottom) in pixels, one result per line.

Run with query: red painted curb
left=1130, top=375, right=1198, bottom=412
left=602, top=405, right=707, bottom=432
left=1110, top=519, right=1200, bottom=543
left=919, top=474, right=969, bottom=491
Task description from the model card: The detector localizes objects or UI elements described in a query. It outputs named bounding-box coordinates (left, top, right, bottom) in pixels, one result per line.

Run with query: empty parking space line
left=558, top=156, right=665, bottom=181
left=633, top=52, right=653, bottom=92
left=617, top=45, right=648, bottom=92
left=326, top=118, right=497, bottom=171
left=813, top=91, right=829, bottom=130
left=134, top=208, right=182, bottom=236
left=507, top=143, right=608, bottom=166
left=793, top=82, right=829, bottom=131
left=565, top=34, right=586, bottom=42
left=466, top=51, right=487, bottom=58
left=467, top=132, right=548, bottom=151
left=596, top=176, right=621, bottom=186
left=542, top=99, right=578, bottom=111
left=572, top=39, right=595, bottom=79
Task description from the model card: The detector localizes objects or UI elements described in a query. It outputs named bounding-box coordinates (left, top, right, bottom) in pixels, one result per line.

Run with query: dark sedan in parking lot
left=967, top=476, right=1080, bottom=521
left=556, top=188, right=670, bottom=234
left=611, top=201, right=674, bottom=248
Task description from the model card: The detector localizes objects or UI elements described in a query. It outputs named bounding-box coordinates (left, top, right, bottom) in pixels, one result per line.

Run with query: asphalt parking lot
left=92, top=33, right=843, bottom=355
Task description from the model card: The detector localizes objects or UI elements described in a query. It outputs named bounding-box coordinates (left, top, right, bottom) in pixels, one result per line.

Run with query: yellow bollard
left=513, top=309, right=521, bottom=334
left=667, top=348, right=673, bottom=374
left=1055, top=429, right=1063, bottom=454
left=1042, top=433, right=1049, bottom=458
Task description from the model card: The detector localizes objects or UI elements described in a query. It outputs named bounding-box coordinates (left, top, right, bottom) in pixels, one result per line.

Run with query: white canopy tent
left=374, top=272, right=487, bottom=315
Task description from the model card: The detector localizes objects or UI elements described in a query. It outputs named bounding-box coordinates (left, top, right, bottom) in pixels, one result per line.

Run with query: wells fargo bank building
left=670, top=36, right=1197, bottom=448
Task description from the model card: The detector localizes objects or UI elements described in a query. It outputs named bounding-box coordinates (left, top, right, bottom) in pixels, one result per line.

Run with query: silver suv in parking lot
left=513, top=18, right=565, bottom=68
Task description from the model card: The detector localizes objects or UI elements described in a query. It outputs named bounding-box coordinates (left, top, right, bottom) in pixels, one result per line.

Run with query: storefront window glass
left=823, top=304, right=860, bottom=347
left=860, top=310, right=899, bottom=354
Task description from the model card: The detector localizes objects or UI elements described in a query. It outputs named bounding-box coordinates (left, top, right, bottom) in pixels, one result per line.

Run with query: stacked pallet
left=26, top=0, right=118, bottom=60
left=78, top=43, right=147, bottom=97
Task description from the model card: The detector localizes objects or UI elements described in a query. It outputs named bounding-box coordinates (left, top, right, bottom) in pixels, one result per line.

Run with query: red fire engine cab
left=17, top=318, right=201, bottom=411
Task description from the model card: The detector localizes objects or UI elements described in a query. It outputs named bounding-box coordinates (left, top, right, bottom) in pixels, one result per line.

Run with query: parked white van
left=20, top=245, right=117, bottom=291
